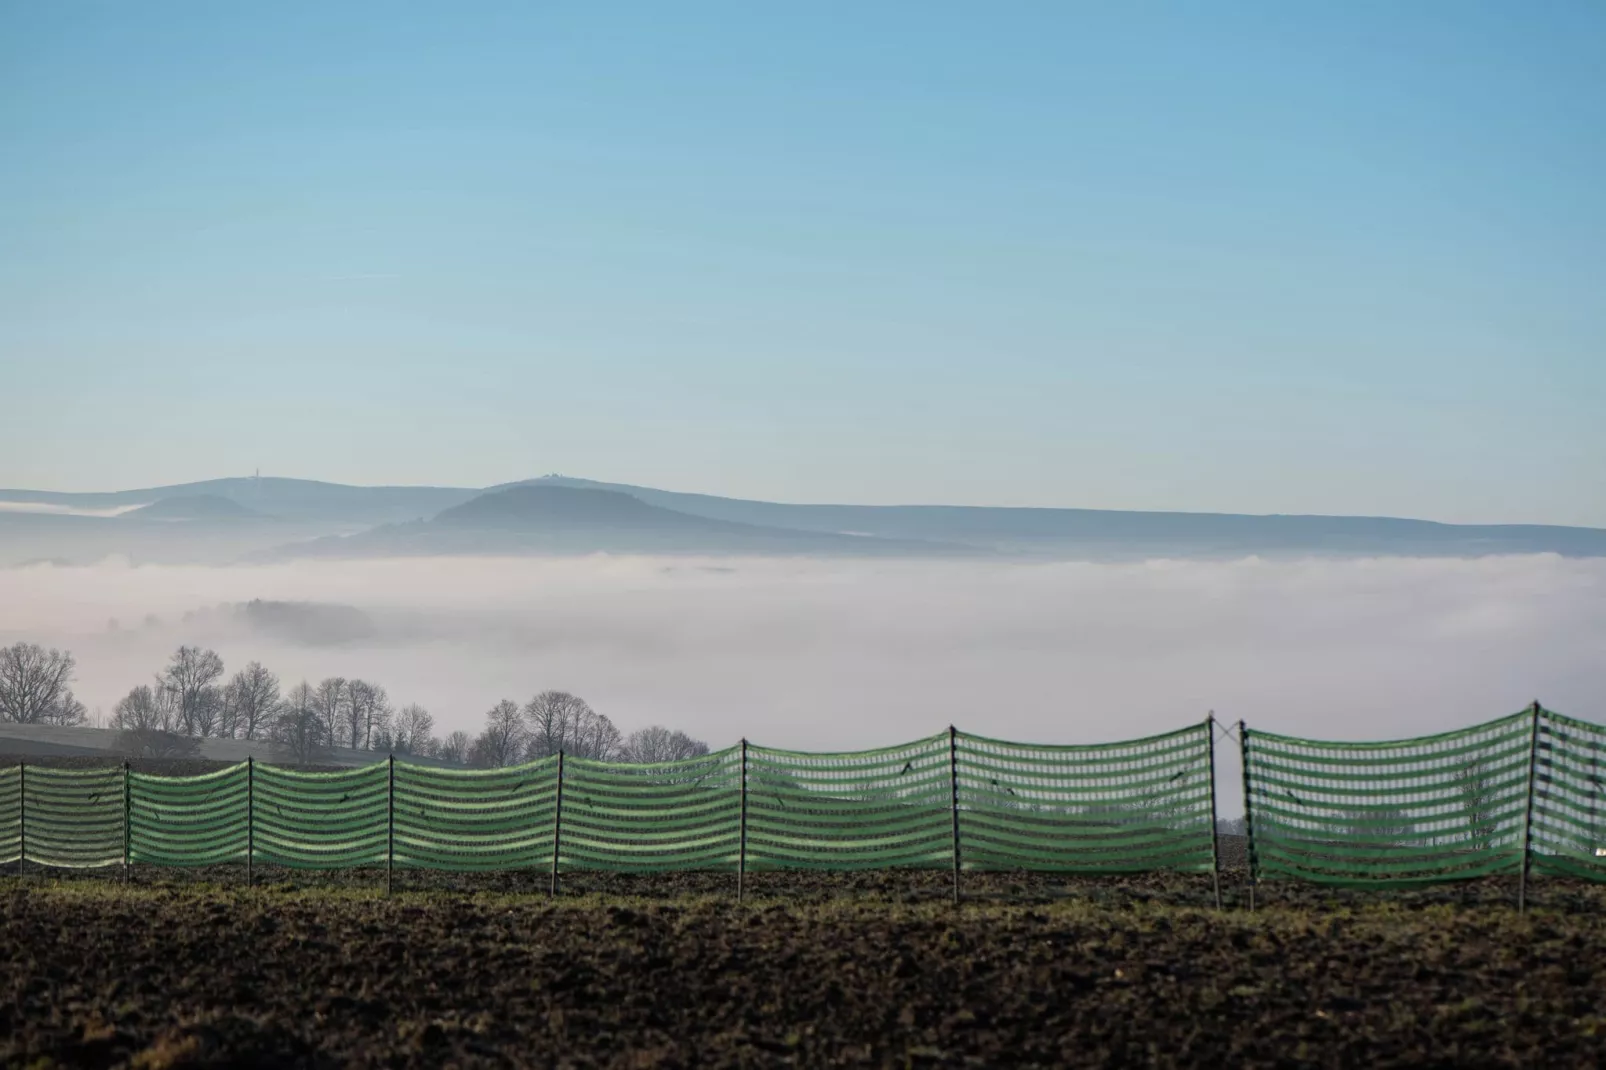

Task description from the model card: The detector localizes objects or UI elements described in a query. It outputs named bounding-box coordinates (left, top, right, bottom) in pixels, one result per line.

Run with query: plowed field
left=5, top=873, right=1606, bottom=1068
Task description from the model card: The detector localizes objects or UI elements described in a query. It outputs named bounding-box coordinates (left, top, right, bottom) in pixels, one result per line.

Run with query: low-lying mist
left=1, top=554, right=1600, bottom=752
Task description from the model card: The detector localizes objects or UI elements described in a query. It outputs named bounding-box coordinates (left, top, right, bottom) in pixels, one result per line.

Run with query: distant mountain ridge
left=436, top=485, right=699, bottom=529
left=2, top=473, right=1604, bottom=564
left=0, top=476, right=474, bottom=524
left=273, top=485, right=967, bottom=559
left=497, top=476, right=1606, bottom=558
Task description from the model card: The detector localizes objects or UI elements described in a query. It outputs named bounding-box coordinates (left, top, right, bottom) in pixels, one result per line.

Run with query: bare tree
left=0, top=642, right=88, bottom=726
left=524, top=691, right=620, bottom=760
left=216, top=690, right=238, bottom=740
left=112, top=684, right=176, bottom=733
left=161, top=646, right=225, bottom=736
left=525, top=690, right=585, bottom=757
left=311, top=677, right=348, bottom=748
left=223, top=662, right=280, bottom=742
left=365, top=684, right=393, bottom=750
left=437, top=729, right=472, bottom=764
left=112, top=685, right=199, bottom=758
left=472, top=699, right=527, bottom=768
left=190, top=689, right=224, bottom=738
left=345, top=679, right=391, bottom=750
left=390, top=704, right=436, bottom=756
left=272, top=681, right=328, bottom=765
left=619, top=725, right=711, bottom=764
left=570, top=706, right=620, bottom=761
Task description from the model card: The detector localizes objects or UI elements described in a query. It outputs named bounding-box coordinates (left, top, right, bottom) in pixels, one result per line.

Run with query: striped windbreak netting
left=956, top=722, right=1216, bottom=873
left=0, top=727, right=1220, bottom=876
left=20, top=765, right=124, bottom=868
left=0, top=766, right=18, bottom=865
left=10, top=713, right=1606, bottom=887
left=1244, top=712, right=1535, bottom=886
left=251, top=763, right=389, bottom=868
left=130, top=764, right=247, bottom=866
left=558, top=749, right=741, bottom=872
left=745, top=735, right=953, bottom=871
left=1532, top=710, right=1606, bottom=880
left=395, top=757, right=558, bottom=871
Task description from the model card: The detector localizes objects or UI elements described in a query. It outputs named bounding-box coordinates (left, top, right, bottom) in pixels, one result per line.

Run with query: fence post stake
left=123, top=760, right=131, bottom=884
left=1238, top=721, right=1256, bottom=912
left=949, top=725, right=962, bottom=906
left=1519, top=700, right=1542, bottom=913
left=738, top=738, right=748, bottom=903
left=17, top=761, right=23, bottom=878
left=1206, top=715, right=1222, bottom=912
left=550, top=751, right=565, bottom=898
left=246, top=757, right=254, bottom=889
left=387, top=754, right=395, bottom=896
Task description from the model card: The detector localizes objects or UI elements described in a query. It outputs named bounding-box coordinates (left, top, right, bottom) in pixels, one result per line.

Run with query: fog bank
left=0, top=554, right=1600, bottom=753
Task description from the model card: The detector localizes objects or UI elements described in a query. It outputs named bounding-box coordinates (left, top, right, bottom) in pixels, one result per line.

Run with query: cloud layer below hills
left=1, top=554, right=1599, bottom=764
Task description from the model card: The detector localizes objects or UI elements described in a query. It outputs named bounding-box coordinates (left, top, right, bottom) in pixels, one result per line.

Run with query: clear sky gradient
left=3, top=3, right=1602, bottom=525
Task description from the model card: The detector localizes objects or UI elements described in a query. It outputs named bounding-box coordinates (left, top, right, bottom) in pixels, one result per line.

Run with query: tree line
left=0, top=641, right=708, bottom=767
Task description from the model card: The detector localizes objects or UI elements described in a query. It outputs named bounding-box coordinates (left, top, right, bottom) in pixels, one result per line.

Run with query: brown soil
left=4, top=873, right=1606, bottom=1068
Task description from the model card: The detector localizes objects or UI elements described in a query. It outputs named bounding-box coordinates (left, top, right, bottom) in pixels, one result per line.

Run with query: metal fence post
left=123, top=760, right=131, bottom=884
left=1519, top=700, right=1543, bottom=913
left=1238, top=721, right=1256, bottom=912
left=549, top=751, right=565, bottom=898
left=246, top=757, right=254, bottom=889
left=949, top=725, right=962, bottom=905
left=17, top=761, right=23, bottom=878
left=1206, top=715, right=1222, bottom=911
left=387, top=754, right=395, bottom=896
left=737, top=738, right=748, bottom=903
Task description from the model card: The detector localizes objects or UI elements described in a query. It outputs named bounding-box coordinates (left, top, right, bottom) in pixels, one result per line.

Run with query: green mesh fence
left=12, top=713, right=1606, bottom=892
left=745, top=735, right=954, bottom=870
left=0, top=766, right=19, bottom=865
left=394, top=757, right=558, bottom=871
left=252, top=763, right=389, bottom=869
left=20, top=765, right=124, bottom=869
left=1243, top=712, right=1535, bottom=886
left=957, top=722, right=1216, bottom=873
left=0, top=726, right=1222, bottom=879
left=1532, top=709, right=1606, bottom=881
left=558, top=748, right=742, bottom=871
left=130, top=764, right=248, bottom=866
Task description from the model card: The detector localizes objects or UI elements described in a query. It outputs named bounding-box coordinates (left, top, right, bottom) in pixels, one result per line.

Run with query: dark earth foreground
left=5, top=871, right=1606, bottom=1069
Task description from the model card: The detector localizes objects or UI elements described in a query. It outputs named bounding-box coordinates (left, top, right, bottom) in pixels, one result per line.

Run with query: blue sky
left=3, top=2, right=1602, bottom=525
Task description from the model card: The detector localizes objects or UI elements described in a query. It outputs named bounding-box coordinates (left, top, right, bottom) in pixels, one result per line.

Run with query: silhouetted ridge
left=433, top=486, right=707, bottom=529
left=261, top=485, right=972, bottom=559
left=5, top=473, right=1604, bottom=565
